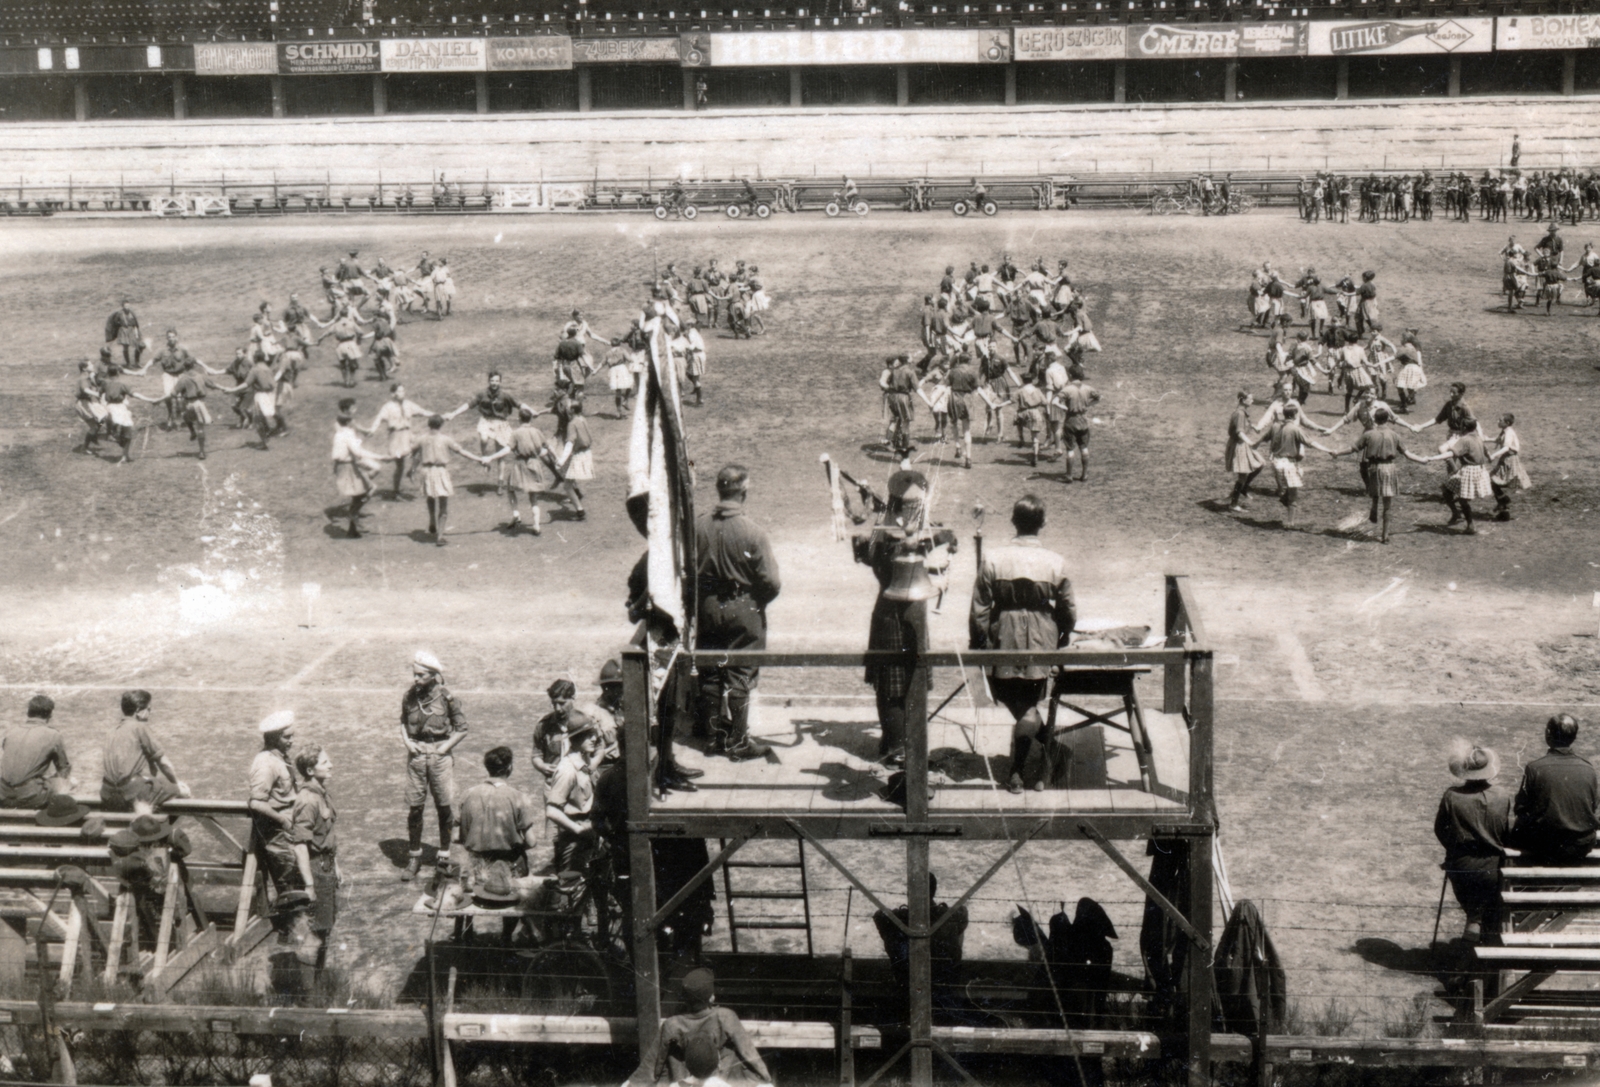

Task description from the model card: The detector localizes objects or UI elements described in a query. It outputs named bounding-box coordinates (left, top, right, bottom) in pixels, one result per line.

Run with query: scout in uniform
left=415, top=415, right=488, bottom=546
left=290, top=743, right=339, bottom=975
left=362, top=383, right=435, bottom=500
left=399, top=651, right=467, bottom=882
left=101, top=689, right=189, bottom=812
left=480, top=406, right=557, bottom=536
left=0, top=695, right=72, bottom=809
left=247, top=711, right=300, bottom=895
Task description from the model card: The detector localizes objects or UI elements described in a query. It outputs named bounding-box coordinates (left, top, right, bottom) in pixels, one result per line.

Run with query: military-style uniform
left=401, top=680, right=466, bottom=863
left=695, top=499, right=781, bottom=758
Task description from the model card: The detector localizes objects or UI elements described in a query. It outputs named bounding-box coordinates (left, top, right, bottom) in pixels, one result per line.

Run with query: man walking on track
left=399, top=651, right=467, bottom=883
left=101, top=689, right=190, bottom=812
left=695, top=465, right=781, bottom=762
left=969, top=496, right=1076, bottom=794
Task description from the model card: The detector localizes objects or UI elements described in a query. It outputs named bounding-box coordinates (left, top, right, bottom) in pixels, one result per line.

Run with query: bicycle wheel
left=748, top=313, right=765, bottom=336
left=952, top=201, right=969, bottom=217
left=725, top=204, right=743, bottom=219
left=825, top=202, right=841, bottom=217
left=683, top=204, right=698, bottom=220
left=981, top=202, right=998, bottom=217
left=755, top=203, right=772, bottom=219
left=852, top=201, right=870, bottom=217
left=653, top=205, right=667, bottom=220
left=520, top=946, right=614, bottom=1015
left=1234, top=194, right=1256, bottom=214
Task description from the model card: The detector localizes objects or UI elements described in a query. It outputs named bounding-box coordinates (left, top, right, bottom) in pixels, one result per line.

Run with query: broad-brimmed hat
left=1449, top=739, right=1500, bottom=782
left=36, top=793, right=89, bottom=827
left=129, top=814, right=172, bottom=844
left=108, top=830, right=141, bottom=857
left=598, top=660, right=622, bottom=686
left=472, top=861, right=520, bottom=906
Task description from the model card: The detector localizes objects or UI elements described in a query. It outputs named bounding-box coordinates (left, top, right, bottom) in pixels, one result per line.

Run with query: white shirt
left=369, top=398, right=428, bottom=434
left=331, top=425, right=378, bottom=464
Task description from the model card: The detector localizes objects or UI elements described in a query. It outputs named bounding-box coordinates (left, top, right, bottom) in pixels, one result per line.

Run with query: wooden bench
left=1472, top=861, right=1600, bottom=1028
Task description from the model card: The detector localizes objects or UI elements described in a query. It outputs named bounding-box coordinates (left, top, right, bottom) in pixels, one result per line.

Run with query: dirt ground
left=0, top=210, right=1598, bottom=1047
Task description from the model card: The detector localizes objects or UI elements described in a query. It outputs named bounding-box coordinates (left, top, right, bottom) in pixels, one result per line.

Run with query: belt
left=1367, top=457, right=1396, bottom=464
left=700, top=579, right=749, bottom=599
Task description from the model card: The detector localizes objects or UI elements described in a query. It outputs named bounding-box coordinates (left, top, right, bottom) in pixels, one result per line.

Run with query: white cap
left=413, top=650, right=443, bottom=674
left=249, top=1075, right=273, bottom=1087
left=258, top=710, right=295, bottom=734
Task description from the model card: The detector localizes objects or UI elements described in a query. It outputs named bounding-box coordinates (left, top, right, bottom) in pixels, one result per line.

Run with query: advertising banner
left=1307, top=18, right=1493, bottom=56
left=1013, top=25, right=1127, bottom=61
left=704, top=28, right=1011, bottom=66
left=194, top=42, right=277, bottom=75
left=1126, top=22, right=1307, bottom=58
left=486, top=36, right=573, bottom=70
left=380, top=38, right=486, bottom=72
left=1496, top=15, right=1600, bottom=51
left=570, top=38, right=682, bottom=64
left=278, top=41, right=381, bottom=75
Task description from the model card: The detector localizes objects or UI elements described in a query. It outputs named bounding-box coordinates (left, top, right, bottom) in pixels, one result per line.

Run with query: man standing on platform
left=101, top=689, right=189, bottom=812
left=1513, top=713, right=1600, bottom=867
left=456, top=745, right=539, bottom=886
left=247, top=711, right=299, bottom=895
left=0, top=695, right=73, bottom=809
left=399, top=651, right=467, bottom=883
left=969, top=495, right=1076, bottom=794
left=695, top=465, right=780, bottom=762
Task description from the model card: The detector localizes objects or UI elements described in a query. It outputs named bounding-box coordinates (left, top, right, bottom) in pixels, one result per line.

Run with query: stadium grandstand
left=0, top=0, right=1597, bottom=123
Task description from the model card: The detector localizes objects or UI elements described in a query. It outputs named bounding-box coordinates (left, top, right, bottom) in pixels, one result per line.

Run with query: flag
left=626, top=300, right=696, bottom=641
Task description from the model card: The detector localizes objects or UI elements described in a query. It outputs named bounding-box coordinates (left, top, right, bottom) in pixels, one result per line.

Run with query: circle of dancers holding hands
left=1230, top=262, right=1530, bottom=543
left=879, top=253, right=1103, bottom=478
left=72, top=250, right=767, bottom=544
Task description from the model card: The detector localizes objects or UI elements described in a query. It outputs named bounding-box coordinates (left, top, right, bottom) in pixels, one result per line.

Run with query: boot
left=401, top=853, right=423, bottom=883
left=722, top=698, right=770, bottom=762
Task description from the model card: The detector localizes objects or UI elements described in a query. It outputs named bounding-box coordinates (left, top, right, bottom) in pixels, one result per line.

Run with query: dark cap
left=681, top=966, right=715, bottom=1006
left=26, top=695, right=54, bottom=719
left=568, top=719, right=600, bottom=746
left=887, top=470, right=928, bottom=499
left=716, top=464, right=748, bottom=495
left=599, top=660, right=622, bottom=686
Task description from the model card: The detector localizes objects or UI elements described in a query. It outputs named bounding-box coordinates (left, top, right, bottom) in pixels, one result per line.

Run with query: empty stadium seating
left=0, top=0, right=1587, bottom=44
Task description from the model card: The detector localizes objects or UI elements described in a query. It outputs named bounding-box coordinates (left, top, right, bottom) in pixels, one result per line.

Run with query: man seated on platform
left=101, top=689, right=191, bottom=812
left=635, top=966, right=773, bottom=1087
left=456, top=745, right=539, bottom=888
left=0, top=695, right=74, bottom=809
left=1512, top=713, right=1600, bottom=867
left=968, top=495, right=1076, bottom=794
left=873, top=872, right=971, bottom=1023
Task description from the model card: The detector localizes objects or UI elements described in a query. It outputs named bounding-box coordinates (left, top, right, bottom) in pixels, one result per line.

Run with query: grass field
left=1, top=209, right=1599, bottom=1040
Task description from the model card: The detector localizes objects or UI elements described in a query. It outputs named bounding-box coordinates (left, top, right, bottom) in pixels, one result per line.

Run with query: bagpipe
left=820, top=454, right=960, bottom=606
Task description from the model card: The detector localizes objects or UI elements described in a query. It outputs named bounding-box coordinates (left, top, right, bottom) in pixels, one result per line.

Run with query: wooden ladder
left=719, top=838, right=814, bottom=956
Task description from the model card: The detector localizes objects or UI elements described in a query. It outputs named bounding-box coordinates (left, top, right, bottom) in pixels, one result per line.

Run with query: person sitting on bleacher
left=101, top=690, right=190, bottom=812
left=873, top=872, right=970, bottom=1023
left=634, top=966, right=773, bottom=1087
left=0, top=695, right=73, bottom=809
left=1512, top=714, right=1599, bottom=868
left=1435, top=740, right=1511, bottom=943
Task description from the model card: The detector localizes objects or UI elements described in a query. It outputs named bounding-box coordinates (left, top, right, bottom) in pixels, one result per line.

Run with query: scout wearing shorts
left=363, top=384, right=434, bottom=499
left=445, top=372, right=524, bottom=491
left=399, top=651, right=467, bottom=883
left=1059, top=366, right=1099, bottom=482
left=414, top=415, right=487, bottom=545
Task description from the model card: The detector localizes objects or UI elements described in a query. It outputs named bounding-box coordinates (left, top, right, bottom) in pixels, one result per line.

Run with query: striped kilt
left=183, top=401, right=212, bottom=427
left=1226, top=437, right=1264, bottom=474
left=1395, top=363, right=1427, bottom=390
left=948, top=393, right=971, bottom=430
left=1448, top=464, right=1494, bottom=501
left=865, top=595, right=927, bottom=699
left=509, top=455, right=547, bottom=493
left=1272, top=457, right=1304, bottom=490
left=1366, top=461, right=1399, bottom=498
left=1309, top=300, right=1330, bottom=322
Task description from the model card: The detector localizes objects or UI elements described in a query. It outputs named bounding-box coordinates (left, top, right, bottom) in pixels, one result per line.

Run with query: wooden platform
left=654, top=692, right=1189, bottom=820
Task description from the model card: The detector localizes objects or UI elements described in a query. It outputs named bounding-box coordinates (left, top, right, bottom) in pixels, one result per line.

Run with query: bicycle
left=652, top=190, right=699, bottom=221
left=825, top=189, right=870, bottom=217
left=951, top=190, right=998, bottom=217
left=1146, top=188, right=1185, bottom=215
left=517, top=864, right=628, bottom=1015
left=724, top=197, right=773, bottom=220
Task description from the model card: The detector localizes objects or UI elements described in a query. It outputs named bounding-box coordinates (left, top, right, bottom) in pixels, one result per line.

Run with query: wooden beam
left=221, top=916, right=272, bottom=963
left=785, top=821, right=907, bottom=935
left=102, top=894, right=129, bottom=986
left=646, top=835, right=749, bottom=929
left=686, top=649, right=1186, bottom=670
left=1080, top=824, right=1209, bottom=952
left=191, top=815, right=247, bottom=857
left=929, top=822, right=1045, bottom=937
left=58, top=902, right=82, bottom=994
left=1481, top=970, right=1555, bottom=1024
left=0, top=1000, right=430, bottom=1039
left=153, top=865, right=181, bottom=972
left=229, top=850, right=257, bottom=945
left=639, top=812, right=1206, bottom=842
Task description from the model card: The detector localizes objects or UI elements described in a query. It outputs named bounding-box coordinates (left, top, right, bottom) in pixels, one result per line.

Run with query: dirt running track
left=0, top=210, right=1597, bottom=1040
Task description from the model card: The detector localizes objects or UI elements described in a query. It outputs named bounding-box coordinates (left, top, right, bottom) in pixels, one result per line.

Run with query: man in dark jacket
left=694, top=464, right=780, bottom=762
left=1513, top=714, right=1599, bottom=867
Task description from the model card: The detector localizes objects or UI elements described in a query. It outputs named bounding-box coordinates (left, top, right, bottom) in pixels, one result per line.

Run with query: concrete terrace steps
left=0, top=96, right=1585, bottom=185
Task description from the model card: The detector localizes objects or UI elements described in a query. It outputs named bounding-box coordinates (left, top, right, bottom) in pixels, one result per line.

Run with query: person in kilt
left=1330, top=405, right=1432, bottom=544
